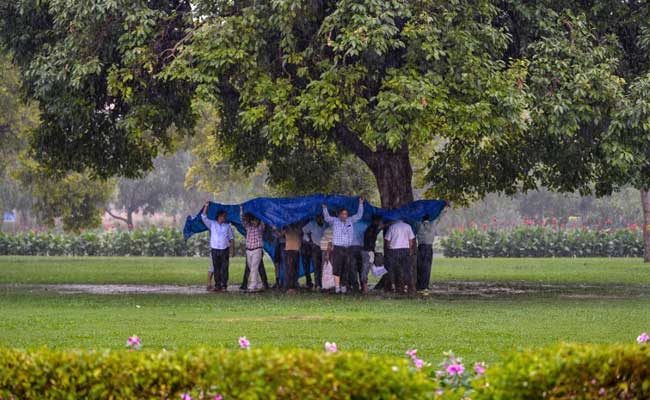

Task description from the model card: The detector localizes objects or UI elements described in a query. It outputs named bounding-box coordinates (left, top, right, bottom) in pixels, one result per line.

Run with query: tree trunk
left=368, top=145, right=414, bottom=209
left=641, top=189, right=650, bottom=262
left=126, top=210, right=134, bottom=231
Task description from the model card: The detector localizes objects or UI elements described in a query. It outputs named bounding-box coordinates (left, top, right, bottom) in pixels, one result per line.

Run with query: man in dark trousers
left=201, top=202, right=234, bottom=291
left=322, top=197, right=364, bottom=294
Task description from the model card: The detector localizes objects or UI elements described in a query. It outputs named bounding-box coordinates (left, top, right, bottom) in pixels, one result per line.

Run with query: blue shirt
left=351, top=221, right=368, bottom=247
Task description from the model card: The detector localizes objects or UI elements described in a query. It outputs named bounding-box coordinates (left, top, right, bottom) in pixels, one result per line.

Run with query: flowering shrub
left=443, top=227, right=643, bottom=257
left=0, top=228, right=246, bottom=257
left=0, top=348, right=435, bottom=399
left=474, top=343, right=650, bottom=400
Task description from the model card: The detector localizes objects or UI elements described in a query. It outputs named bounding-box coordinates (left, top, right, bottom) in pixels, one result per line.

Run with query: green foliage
left=0, top=228, right=245, bottom=257
left=0, top=347, right=434, bottom=400
left=475, top=343, right=650, bottom=400
left=163, top=0, right=528, bottom=204
left=442, top=227, right=642, bottom=257
left=0, top=0, right=195, bottom=179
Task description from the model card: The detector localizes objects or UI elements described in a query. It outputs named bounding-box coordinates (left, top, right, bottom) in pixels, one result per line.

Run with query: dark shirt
left=363, top=224, right=381, bottom=252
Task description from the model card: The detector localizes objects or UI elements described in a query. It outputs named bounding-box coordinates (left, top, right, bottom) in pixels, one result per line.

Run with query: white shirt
left=385, top=220, right=415, bottom=250
left=201, top=214, right=234, bottom=250
left=303, top=220, right=326, bottom=244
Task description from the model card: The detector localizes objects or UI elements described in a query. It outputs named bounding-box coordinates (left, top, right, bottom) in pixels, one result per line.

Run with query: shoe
left=206, top=285, right=213, bottom=292
left=335, top=286, right=341, bottom=294
left=340, top=286, right=347, bottom=294
left=361, top=283, right=368, bottom=295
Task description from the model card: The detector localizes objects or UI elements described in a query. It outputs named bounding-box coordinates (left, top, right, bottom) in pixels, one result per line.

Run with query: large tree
left=1, top=0, right=528, bottom=209
left=427, top=1, right=650, bottom=259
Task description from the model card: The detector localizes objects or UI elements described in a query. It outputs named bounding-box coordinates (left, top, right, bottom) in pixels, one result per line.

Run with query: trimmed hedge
left=475, top=343, right=650, bottom=400
left=0, top=228, right=246, bottom=257
left=442, top=227, right=642, bottom=257
left=1, top=344, right=649, bottom=399
left=0, top=348, right=434, bottom=400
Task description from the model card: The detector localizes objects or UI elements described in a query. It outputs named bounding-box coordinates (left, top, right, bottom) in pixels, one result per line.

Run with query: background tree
left=107, top=150, right=201, bottom=229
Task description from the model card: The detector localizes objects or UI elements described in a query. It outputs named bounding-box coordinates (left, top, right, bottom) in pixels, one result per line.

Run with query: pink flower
left=406, top=349, right=417, bottom=358
left=413, top=358, right=424, bottom=370
left=126, top=335, right=141, bottom=350
left=637, top=332, right=650, bottom=344
left=474, top=362, right=486, bottom=375
left=446, top=363, right=465, bottom=376
left=238, top=336, right=250, bottom=349
left=180, top=394, right=192, bottom=400
left=213, top=395, right=223, bottom=400
left=435, top=389, right=444, bottom=396
left=325, top=342, right=338, bottom=354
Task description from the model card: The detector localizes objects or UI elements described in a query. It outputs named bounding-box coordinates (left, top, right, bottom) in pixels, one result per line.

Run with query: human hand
left=359, top=196, right=364, bottom=204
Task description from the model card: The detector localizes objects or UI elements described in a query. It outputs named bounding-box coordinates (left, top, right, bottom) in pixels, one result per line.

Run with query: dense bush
left=475, top=343, right=650, bottom=400
left=0, top=229, right=246, bottom=257
left=442, top=227, right=642, bottom=257
left=0, top=348, right=434, bottom=400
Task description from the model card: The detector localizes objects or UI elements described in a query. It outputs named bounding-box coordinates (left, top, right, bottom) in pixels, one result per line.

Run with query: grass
left=1, top=256, right=650, bottom=363
left=1, top=256, right=650, bottom=286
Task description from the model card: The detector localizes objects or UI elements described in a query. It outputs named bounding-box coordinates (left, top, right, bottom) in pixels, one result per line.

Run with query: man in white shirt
left=384, top=219, right=416, bottom=293
left=202, top=202, right=235, bottom=291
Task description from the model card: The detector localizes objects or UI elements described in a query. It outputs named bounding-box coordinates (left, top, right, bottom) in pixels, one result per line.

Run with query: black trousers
left=349, top=246, right=363, bottom=290
left=416, top=244, right=433, bottom=290
left=386, top=248, right=412, bottom=292
left=311, top=245, right=323, bottom=288
left=210, top=248, right=230, bottom=289
left=285, top=250, right=300, bottom=289
left=240, top=258, right=270, bottom=289
left=332, top=246, right=353, bottom=287
left=300, top=242, right=314, bottom=287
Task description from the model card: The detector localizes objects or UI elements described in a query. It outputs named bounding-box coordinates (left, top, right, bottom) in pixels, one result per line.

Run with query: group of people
left=200, top=197, right=444, bottom=294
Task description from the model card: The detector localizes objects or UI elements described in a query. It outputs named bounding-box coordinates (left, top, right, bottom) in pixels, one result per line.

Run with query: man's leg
left=286, top=250, right=298, bottom=290
left=212, top=249, right=223, bottom=290
left=248, top=248, right=263, bottom=290
left=221, top=250, right=230, bottom=290
left=417, top=244, right=433, bottom=290
left=301, top=243, right=313, bottom=288
left=240, top=260, right=250, bottom=290
left=312, top=245, right=323, bottom=289
left=208, top=253, right=216, bottom=291
left=360, top=251, right=371, bottom=294
left=331, top=246, right=343, bottom=291
left=339, top=247, right=351, bottom=292
left=259, top=259, right=270, bottom=289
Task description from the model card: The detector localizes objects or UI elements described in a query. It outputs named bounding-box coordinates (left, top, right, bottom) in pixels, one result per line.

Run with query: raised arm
left=349, top=197, right=364, bottom=223
left=239, top=205, right=250, bottom=229
left=201, top=201, right=212, bottom=228
left=322, top=204, right=336, bottom=224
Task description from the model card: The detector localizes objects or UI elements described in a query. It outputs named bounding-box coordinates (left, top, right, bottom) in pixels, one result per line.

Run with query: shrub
left=0, top=229, right=243, bottom=257
left=0, top=348, right=435, bottom=400
left=442, top=227, right=643, bottom=257
left=474, top=343, right=650, bottom=400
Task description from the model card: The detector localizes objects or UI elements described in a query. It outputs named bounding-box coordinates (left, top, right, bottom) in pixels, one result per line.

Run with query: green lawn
left=1, top=256, right=649, bottom=363
left=2, top=256, right=650, bottom=286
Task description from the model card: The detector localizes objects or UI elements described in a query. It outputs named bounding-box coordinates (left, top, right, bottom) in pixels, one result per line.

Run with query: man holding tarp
left=202, top=202, right=234, bottom=291
left=322, top=197, right=364, bottom=294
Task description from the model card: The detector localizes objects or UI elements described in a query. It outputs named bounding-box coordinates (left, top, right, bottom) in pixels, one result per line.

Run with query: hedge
left=1, top=344, right=649, bottom=399
left=475, top=343, right=650, bottom=400
left=0, top=229, right=247, bottom=257
left=0, top=348, right=434, bottom=400
left=442, top=227, right=642, bottom=257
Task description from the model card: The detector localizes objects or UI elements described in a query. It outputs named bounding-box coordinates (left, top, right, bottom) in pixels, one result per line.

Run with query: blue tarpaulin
left=183, top=194, right=446, bottom=282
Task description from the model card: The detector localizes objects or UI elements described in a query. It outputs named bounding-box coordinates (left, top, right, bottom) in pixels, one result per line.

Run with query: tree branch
left=105, top=208, right=129, bottom=224
left=333, top=124, right=376, bottom=166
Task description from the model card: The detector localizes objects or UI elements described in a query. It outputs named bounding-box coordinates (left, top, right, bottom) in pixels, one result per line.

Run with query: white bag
left=371, top=265, right=387, bottom=278
left=322, top=260, right=336, bottom=289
